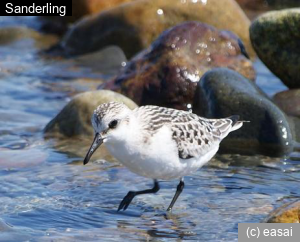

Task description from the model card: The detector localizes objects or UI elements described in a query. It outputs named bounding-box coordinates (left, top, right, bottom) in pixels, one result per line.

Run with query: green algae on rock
left=250, top=9, right=300, bottom=89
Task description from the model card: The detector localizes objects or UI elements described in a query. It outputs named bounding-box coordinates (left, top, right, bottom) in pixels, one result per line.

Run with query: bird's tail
left=210, top=115, right=248, bottom=140
left=228, top=115, right=248, bottom=132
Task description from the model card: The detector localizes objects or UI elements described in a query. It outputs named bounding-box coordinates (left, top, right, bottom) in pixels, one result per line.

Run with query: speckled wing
left=171, top=113, right=238, bottom=159
left=135, top=106, right=237, bottom=159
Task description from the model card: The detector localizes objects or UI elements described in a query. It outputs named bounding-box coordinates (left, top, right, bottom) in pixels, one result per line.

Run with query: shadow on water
left=0, top=17, right=299, bottom=241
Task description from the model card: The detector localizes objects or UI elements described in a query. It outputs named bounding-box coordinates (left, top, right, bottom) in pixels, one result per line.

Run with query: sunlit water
left=0, top=17, right=299, bottom=242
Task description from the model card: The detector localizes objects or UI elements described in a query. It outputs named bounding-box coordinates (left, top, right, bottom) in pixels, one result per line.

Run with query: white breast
left=104, top=120, right=218, bottom=180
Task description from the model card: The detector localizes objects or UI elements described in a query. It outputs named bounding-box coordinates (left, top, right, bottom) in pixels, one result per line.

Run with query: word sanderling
left=83, top=102, right=244, bottom=211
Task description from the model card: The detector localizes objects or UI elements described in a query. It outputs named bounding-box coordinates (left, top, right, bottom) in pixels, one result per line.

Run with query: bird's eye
left=108, top=120, right=118, bottom=129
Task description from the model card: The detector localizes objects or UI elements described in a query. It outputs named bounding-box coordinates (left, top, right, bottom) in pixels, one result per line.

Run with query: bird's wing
left=135, top=106, right=239, bottom=159
left=171, top=113, right=239, bottom=159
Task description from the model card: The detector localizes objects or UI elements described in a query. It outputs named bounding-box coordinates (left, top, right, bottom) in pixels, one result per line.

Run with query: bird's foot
left=118, top=191, right=136, bottom=211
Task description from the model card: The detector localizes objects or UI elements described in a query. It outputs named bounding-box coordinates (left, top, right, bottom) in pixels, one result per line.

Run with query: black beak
left=83, top=133, right=103, bottom=165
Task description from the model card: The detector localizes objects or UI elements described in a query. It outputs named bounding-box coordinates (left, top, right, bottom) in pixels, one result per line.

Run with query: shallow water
left=0, top=17, right=299, bottom=242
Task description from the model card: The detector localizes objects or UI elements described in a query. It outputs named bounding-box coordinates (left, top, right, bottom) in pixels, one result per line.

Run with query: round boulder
left=250, top=9, right=300, bottom=88
left=102, top=22, right=255, bottom=110
left=193, top=68, right=293, bottom=157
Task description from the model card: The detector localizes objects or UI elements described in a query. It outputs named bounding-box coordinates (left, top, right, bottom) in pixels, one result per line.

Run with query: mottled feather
left=134, top=106, right=240, bottom=159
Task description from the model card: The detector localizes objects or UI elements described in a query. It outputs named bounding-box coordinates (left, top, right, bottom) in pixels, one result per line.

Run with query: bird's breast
left=103, top=126, right=196, bottom=179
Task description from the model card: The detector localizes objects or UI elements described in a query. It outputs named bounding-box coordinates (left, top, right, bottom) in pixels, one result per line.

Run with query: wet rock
left=44, top=90, right=137, bottom=138
left=102, top=22, right=255, bottom=110
left=193, top=68, right=293, bottom=157
left=250, top=9, right=300, bottom=88
left=274, top=89, right=300, bottom=118
left=263, top=200, right=300, bottom=223
left=60, top=0, right=254, bottom=58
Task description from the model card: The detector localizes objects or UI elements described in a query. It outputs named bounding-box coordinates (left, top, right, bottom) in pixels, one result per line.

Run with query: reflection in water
left=0, top=17, right=299, bottom=242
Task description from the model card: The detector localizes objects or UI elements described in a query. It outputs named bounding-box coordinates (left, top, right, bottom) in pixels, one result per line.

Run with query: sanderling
left=83, top=102, right=244, bottom=211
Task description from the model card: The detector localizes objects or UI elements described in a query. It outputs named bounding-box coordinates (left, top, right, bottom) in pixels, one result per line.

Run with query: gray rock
left=250, top=9, right=300, bottom=88
left=193, top=68, right=293, bottom=157
left=44, top=90, right=137, bottom=137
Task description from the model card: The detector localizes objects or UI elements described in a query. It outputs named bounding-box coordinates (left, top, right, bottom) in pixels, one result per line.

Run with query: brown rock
left=101, top=22, right=255, bottom=110
left=68, top=0, right=136, bottom=23
left=274, top=89, right=300, bottom=118
left=61, top=0, right=254, bottom=58
left=263, top=200, right=300, bottom=223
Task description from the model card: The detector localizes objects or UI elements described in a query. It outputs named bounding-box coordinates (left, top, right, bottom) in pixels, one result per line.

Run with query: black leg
left=118, top=180, right=160, bottom=211
left=167, top=179, right=184, bottom=212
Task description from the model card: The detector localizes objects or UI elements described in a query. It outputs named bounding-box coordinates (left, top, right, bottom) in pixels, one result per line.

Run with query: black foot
left=118, top=191, right=136, bottom=211
left=167, top=207, right=172, bottom=212
left=117, top=180, right=160, bottom=211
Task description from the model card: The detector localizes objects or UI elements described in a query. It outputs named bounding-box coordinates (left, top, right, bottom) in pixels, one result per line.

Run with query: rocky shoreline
left=41, top=0, right=300, bottom=222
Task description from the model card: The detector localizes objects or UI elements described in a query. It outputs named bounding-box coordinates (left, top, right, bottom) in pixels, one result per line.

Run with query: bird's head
left=83, top=101, right=131, bottom=165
